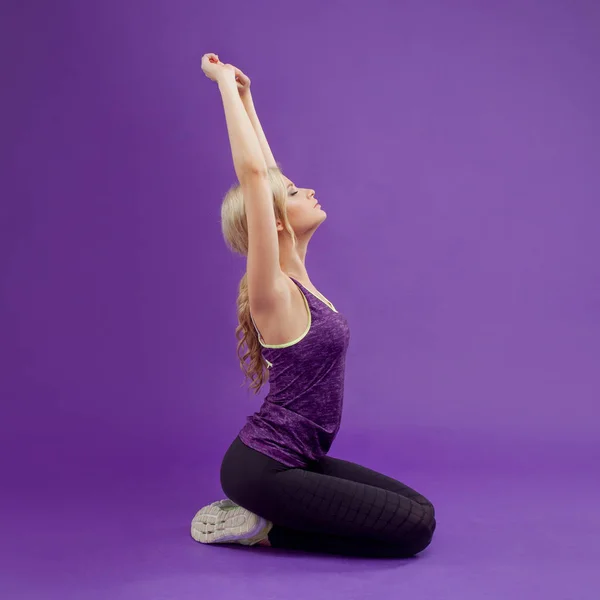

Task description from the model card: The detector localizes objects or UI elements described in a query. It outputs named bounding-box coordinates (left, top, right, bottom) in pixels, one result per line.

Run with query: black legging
left=220, top=436, right=436, bottom=558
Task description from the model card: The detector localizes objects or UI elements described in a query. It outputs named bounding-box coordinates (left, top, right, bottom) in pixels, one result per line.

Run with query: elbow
left=238, top=163, right=269, bottom=181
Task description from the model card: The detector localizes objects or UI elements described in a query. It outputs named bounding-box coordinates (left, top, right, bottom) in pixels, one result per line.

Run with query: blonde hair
left=220, top=165, right=298, bottom=395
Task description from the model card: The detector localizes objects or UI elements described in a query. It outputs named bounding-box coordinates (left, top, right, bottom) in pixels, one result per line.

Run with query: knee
left=385, top=519, right=436, bottom=559
left=420, top=498, right=435, bottom=519
left=409, top=515, right=436, bottom=555
left=416, top=498, right=436, bottom=534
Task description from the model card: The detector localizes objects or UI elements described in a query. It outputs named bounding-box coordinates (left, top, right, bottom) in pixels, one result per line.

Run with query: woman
left=190, top=53, right=436, bottom=558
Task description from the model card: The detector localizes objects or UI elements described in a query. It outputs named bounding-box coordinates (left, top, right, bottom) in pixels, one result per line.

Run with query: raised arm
left=208, top=59, right=268, bottom=178
left=202, top=54, right=286, bottom=311
left=238, top=80, right=278, bottom=170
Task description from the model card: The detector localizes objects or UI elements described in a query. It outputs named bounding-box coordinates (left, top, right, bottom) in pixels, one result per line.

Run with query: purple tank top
left=237, top=276, right=351, bottom=467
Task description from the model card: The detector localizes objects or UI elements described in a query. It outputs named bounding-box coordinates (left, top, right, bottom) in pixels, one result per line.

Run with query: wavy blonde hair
left=220, top=165, right=298, bottom=395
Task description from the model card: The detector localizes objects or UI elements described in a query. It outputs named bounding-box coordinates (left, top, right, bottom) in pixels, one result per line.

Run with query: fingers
left=203, top=53, right=242, bottom=75
left=233, top=66, right=249, bottom=84
left=202, top=53, right=220, bottom=65
left=201, top=54, right=245, bottom=86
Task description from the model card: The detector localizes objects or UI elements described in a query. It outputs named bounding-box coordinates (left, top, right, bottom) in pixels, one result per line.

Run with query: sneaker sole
left=191, top=499, right=268, bottom=545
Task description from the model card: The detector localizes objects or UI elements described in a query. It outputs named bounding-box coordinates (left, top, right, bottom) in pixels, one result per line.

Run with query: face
left=276, top=175, right=326, bottom=234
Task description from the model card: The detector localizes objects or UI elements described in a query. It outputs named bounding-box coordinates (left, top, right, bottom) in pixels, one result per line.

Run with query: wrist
left=217, top=76, right=236, bottom=90
left=240, top=89, right=253, bottom=107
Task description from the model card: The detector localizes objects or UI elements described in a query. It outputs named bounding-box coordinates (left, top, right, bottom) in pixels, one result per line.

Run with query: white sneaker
left=191, top=499, right=272, bottom=545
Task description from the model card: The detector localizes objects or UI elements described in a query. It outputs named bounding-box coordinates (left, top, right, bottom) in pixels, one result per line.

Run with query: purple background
left=2, top=0, right=599, bottom=598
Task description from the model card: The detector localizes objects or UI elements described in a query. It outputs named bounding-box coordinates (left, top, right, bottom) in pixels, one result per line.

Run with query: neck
left=278, top=232, right=310, bottom=283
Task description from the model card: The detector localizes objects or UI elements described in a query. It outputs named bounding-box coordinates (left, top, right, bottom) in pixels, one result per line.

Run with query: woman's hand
left=201, top=54, right=251, bottom=96
left=233, top=66, right=251, bottom=97
left=201, top=53, right=236, bottom=84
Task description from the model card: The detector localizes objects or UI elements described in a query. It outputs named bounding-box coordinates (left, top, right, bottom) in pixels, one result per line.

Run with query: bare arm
left=218, top=77, right=268, bottom=179
left=201, top=54, right=283, bottom=309
left=241, top=90, right=278, bottom=170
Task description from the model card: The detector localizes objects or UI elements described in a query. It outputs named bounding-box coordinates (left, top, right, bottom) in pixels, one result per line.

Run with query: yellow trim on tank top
left=254, top=289, right=312, bottom=349
left=312, top=289, right=336, bottom=312
left=290, top=276, right=337, bottom=313
left=251, top=284, right=338, bottom=351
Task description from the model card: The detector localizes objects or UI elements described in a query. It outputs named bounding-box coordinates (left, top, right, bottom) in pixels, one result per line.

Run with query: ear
left=275, top=219, right=284, bottom=232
